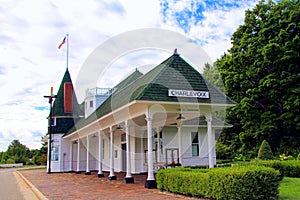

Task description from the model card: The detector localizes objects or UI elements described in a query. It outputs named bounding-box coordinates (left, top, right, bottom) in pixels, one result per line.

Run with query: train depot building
left=46, top=51, right=235, bottom=188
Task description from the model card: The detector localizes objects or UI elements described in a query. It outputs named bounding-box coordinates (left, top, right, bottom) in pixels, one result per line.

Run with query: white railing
left=85, top=87, right=116, bottom=97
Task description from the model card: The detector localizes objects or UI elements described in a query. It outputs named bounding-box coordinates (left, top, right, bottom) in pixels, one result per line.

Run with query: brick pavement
left=20, top=170, right=200, bottom=200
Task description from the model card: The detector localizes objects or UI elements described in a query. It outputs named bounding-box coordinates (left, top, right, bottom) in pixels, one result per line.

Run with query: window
left=89, top=100, right=93, bottom=108
left=191, top=132, right=199, bottom=156
left=121, top=133, right=126, bottom=142
left=51, top=146, right=59, bottom=161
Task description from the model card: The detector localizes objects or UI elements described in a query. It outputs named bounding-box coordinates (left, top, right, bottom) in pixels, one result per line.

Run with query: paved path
left=0, top=167, right=38, bottom=200
left=20, top=170, right=201, bottom=200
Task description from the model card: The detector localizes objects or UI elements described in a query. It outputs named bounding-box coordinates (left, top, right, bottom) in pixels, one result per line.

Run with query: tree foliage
left=216, top=0, right=300, bottom=156
left=6, top=139, right=30, bottom=164
left=1, top=138, right=47, bottom=165
left=258, top=140, right=274, bottom=160
left=203, top=63, right=225, bottom=91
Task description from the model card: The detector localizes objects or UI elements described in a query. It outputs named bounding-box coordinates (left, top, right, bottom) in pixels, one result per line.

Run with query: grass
left=279, top=177, right=300, bottom=200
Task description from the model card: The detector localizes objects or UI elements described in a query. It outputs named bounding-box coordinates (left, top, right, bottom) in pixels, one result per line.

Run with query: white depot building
left=45, top=51, right=235, bottom=188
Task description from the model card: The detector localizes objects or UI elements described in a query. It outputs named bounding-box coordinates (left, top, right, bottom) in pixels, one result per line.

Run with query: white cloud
left=159, top=0, right=259, bottom=59
left=0, top=0, right=259, bottom=151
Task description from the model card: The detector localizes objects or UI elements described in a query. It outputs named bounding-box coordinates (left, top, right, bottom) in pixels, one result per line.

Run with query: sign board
left=168, top=89, right=209, bottom=98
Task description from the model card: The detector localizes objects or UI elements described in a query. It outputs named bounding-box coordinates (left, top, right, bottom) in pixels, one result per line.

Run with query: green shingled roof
left=65, top=69, right=144, bottom=135
left=64, top=53, right=235, bottom=136
left=114, top=68, right=143, bottom=91
left=52, top=69, right=82, bottom=117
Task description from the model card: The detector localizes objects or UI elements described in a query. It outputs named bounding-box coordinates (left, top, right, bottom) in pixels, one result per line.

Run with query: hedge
left=249, top=160, right=300, bottom=178
left=156, top=166, right=282, bottom=200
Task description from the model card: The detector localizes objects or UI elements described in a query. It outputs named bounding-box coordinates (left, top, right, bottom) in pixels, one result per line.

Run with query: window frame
left=191, top=132, right=199, bottom=156
left=89, top=100, right=93, bottom=108
left=51, top=146, right=59, bottom=161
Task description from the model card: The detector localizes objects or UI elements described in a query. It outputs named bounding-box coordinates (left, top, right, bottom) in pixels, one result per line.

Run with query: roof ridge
left=150, top=56, right=176, bottom=84
left=111, top=69, right=143, bottom=96
left=134, top=58, right=173, bottom=100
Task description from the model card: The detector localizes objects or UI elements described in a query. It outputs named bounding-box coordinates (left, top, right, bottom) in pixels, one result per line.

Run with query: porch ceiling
left=63, top=100, right=214, bottom=141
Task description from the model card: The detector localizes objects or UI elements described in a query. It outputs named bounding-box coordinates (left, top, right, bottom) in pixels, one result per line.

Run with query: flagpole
left=66, top=34, right=69, bottom=70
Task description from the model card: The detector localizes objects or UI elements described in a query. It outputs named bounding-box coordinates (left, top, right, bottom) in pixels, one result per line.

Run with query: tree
left=6, top=139, right=30, bottom=164
left=258, top=140, right=274, bottom=160
left=32, top=136, right=48, bottom=165
left=217, top=0, right=300, bottom=156
left=0, top=152, right=5, bottom=164
left=203, top=63, right=225, bottom=91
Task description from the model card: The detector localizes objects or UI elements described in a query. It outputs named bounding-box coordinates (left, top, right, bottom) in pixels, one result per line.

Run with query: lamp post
left=44, top=87, right=57, bottom=174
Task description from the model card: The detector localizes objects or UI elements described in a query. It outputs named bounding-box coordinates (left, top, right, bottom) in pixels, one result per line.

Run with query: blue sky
left=0, top=0, right=259, bottom=151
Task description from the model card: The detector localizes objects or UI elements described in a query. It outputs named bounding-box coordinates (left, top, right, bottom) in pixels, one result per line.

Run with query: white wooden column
left=124, top=121, right=134, bottom=183
left=212, top=129, right=216, bottom=164
left=85, top=135, right=91, bottom=175
left=69, top=142, right=73, bottom=172
left=206, top=114, right=214, bottom=168
left=177, top=121, right=182, bottom=164
left=140, top=137, right=144, bottom=172
left=108, top=127, right=116, bottom=180
left=76, top=139, right=80, bottom=173
left=145, top=116, right=156, bottom=188
left=98, top=131, right=104, bottom=177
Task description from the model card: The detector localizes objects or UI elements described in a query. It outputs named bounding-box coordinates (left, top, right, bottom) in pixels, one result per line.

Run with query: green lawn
left=279, top=177, right=300, bottom=200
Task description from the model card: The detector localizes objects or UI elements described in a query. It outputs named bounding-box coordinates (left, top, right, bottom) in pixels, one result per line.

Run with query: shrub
left=298, top=152, right=300, bottom=160
left=37, top=154, right=47, bottom=165
left=258, top=140, right=274, bottom=160
left=207, top=166, right=281, bottom=200
left=233, top=153, right=246, bottom=161
left=280, top=154, right=294, bottom=161
left=250, top=159, right=300, bottom=178
left=216, top=141, right=231, bottom=159
left=26, top=160, right=34, bottom=165
left=156, top=166, right=281, bottom=200
left=6, top=158, right=15, bottom=164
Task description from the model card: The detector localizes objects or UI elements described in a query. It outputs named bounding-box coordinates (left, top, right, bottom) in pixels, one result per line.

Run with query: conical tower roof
left=52, top=69, right=82, bottom=117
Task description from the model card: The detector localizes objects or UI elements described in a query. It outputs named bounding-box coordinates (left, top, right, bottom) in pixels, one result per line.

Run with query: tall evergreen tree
left=6, top=139, right=30, bottom=164
left=258, top=140, right=274, bottom=160
left=217, top=0, right=300, bottom=156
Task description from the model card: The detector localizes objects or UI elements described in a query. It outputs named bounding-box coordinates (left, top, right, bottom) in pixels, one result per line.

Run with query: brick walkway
left=20, top=170, right=200, bottom=200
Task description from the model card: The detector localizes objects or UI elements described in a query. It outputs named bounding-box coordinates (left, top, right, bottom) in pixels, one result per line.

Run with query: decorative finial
left=173, top=48, right=179, bottom=56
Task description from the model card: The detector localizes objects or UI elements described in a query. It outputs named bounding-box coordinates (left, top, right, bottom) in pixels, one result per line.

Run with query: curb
left=15, top=171, right=48, bottom=200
